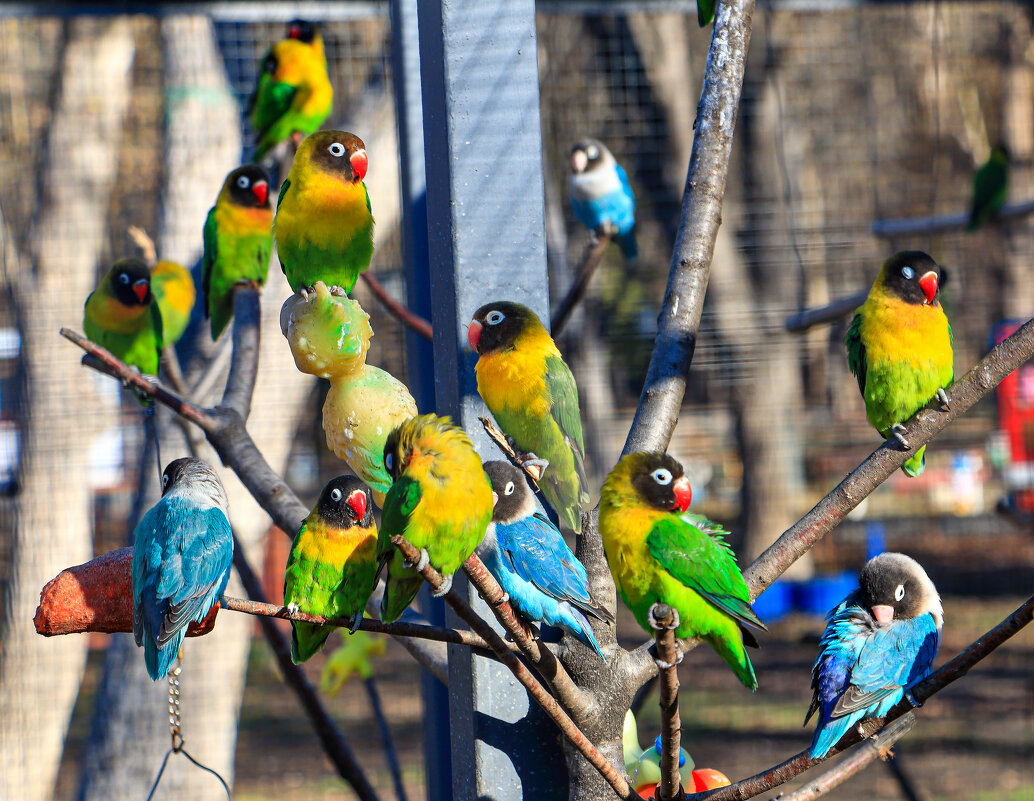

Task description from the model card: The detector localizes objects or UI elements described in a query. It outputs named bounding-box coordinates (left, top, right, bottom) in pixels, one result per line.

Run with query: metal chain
left=168, top=654, right=184, bottom=752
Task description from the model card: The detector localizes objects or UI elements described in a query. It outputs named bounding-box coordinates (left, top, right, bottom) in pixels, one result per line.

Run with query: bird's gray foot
left=652, top=647, right=684, bottom=671
left=330, top=285, right=347, bottom=297
left=648, top=603, right=681, bottom=631
left=286, top=602, right=300, bottom=615
left=297, top=286, right=313, bottom=302
left=520, top=454, right=550, bottom=482
left=403, top=547, right=430, bottom=572
left=431, top=572, right=453, bottom=598
left=492, top=592, right=511, bottom=607
left=348, top=610, right=363, bottom=633
left=904, top=688, right=923, bottom=708
left=937, top=387, right=951, bottom=410
left=891, top=423, right=911, bottom=450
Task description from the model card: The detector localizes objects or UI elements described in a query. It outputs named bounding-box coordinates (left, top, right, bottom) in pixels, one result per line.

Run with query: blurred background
left=0, top=2, right=1032, bottom=800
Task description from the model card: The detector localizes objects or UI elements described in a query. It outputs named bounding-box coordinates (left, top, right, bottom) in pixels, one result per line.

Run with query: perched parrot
left=150, top=260, right=196, bottom=346
left=202, top=164, right=273, bottom=340
left=569, top=138, right=637, bottom=260
left=320, top=630, right=386, bottom=696
left=273, top=130, right=373, bottom=295
left=468, top=301, right=590, bottom=534
left=132, top=458, right=233, bottom=681
left=284, top=476, right=378, bottom=663
left=249, top=19, right=333, bottom=161
left=845, top=251, right=953, bottom=477
left=83, top=257, right=163, bottom=377
left=377, top=414, right=493, bottom=622
left=966, top=145, right=1009, bottom=232
left=479, top=461, right=613, bottom=661
left=807, top=553, right=942, bottom=758
left=599, top=452, right=766, bottom=690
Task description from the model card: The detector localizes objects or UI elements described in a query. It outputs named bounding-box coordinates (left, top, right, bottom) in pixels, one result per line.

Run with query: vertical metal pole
left=417, top=1, right=566, bottom=798
left=391, top=4, right=452, bottom=801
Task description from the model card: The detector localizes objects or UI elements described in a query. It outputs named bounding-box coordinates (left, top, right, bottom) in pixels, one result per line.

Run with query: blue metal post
left=417, top=0, right=566, bottom=798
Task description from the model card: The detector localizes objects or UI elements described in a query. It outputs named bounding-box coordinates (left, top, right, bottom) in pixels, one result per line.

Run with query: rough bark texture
left=0, top=19, right=135, bottom=801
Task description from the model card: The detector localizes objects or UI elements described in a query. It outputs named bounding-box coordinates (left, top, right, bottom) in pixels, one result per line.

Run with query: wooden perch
left=650, top=603, right=684, bottom=801
left=784, top=290, right=867, bottom=332
left=550, top=226, right=613, bottom=336
left=871, top=198, right=1034, bottom=237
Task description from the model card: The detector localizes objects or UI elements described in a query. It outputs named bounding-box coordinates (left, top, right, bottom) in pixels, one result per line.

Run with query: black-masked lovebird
left=967, top=145, right=1009, bottom=232
left=806, top=553, right=941, bottom=758
left=283, top=476, right=378, bottom=663
left=249, top=19, right=332, bottom=161
left=468, top=302, right=589, bottom=534
left=150, top=260, right=195, bottom=346
left=273, top=130, right=373, bottom=295
left=83, top=258, right=163, bottom=376
left=201, top=165, right=273, bottom=340
left=376, top=415, right=493, bottom=622
left=132, top=458, right=233, bottom=680
left=478, top=461, right=613, bottom=661
left=569, top=138, right=637, bottom=260
left=599, top=452, right=766, bottom=690
left=845, top=251, right=953, bottom=477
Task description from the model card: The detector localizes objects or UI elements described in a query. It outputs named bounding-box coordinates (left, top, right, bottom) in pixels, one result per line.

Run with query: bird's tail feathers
left=809, top=713, right=856, bottom=759
left=617, top=230, right=638, bottom=261
left=291, top=621, right=333, bottom=663
left=902, top=446, right=926, bottom=478
left=559, top=603, right=607, bottom=662
left=380, top=574, right=424, bottom=623
left=712, top=634, right=758, bottom=691
left=144, top=631, right=185, bottom=681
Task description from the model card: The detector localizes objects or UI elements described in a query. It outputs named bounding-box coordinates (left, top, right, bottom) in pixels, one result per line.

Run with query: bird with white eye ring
left=568, top=137, right=638, bottom=260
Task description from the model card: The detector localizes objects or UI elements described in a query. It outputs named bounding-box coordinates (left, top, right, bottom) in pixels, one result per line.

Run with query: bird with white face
left=568, top=138, right=637, bottom=260
left=806, top=552, right=942, bottom=758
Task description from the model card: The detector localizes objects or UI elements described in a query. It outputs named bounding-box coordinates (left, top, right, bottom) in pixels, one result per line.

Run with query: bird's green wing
left=544, top=354, right=586, bottom=455
left=845, top=312, right=866, bottom=397
left=201, top=206, right=217, bottom=320
left=276, top=177, right=291, bottom=211
left=251, top=72, right=298, bottom=134
left=971, top=160, right=1008, bottom=221
left=646, top=516, right=767, bottom=631
left=151, top=299, right=164, bottom=353
left=697, top=0, right=716, bottom=26
left=377, top=474, right=422, bottom=559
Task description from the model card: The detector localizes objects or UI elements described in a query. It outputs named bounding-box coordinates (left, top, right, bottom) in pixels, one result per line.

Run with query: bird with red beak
left=807, top=552, right=942, bottom=758
left=845, top=250, right=954, bottom=477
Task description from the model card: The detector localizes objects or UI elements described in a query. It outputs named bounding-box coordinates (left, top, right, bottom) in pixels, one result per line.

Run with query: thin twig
left=784, top=290, right=868, bottom=333
left=650, top=604, right=684, bottom=801
left=220, top=286, right=261, bottom=420
left=550, top=227, right=613, bottom=336
left=390, top=534, right=637, bottom=801
left=359, top=271, right=433, bottom=341
left=871, top=198, right=1034, bottom=237
left=775, top=714, right=916, bottom=801
left=362, top=677, right=410, bottom=801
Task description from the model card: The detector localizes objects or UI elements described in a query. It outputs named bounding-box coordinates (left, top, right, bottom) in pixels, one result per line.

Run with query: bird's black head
left=878, top=251, right=943, bottom=306
left=109, top=258, right=153, bottom=307
left=224, top=165, right=270, bottom=209
left=483, top=461, right=535, bottom=524
left=857, top=552, right=941, bottom=626
left=286, top=19, right=318, bottom=43
left=161, top=457, right=224, bottom=502
left=627, top=452, right=693, bottom=513
left=262, top=50, right=279, bottom=76
left=304, top=131, right=368, bottom=184
left=569, top=138, right=610, bottom=174
left=467, top=301, right=542, bottom=355
left=314, top=475, right=373, bottom=529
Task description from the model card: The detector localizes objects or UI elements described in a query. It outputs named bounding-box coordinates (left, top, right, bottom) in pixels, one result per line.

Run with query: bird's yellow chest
left=88, top=292, right=149, bottom=334
left=277, top=174, right=370, bottom=246
left=299, top=519, right=375, bottom=566
left=215, top=202, right=272, bottom=238
left=475, top=336, right=554, bottom=418
left=599, top=503, right=661, bottom=598
left=859, top=293, right=952, bottom=369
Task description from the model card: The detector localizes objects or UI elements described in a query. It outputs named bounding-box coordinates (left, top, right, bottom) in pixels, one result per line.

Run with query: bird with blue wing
left=807, top=552, right=942, bottom=758
left=132, top=458, right=234, bottom=681
left=479, top=461, right=613, bottom=661
left=569, top=138, right=637, bottom=261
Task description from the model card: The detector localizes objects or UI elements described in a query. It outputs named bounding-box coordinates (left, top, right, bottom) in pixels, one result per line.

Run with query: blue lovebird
left=569, top=138, right=637, bottom=260
left=479, top=461, right=614, bottom=661
left=132, top=458, right=234, bottom=681
left=806, top=553, right=942, bottom=758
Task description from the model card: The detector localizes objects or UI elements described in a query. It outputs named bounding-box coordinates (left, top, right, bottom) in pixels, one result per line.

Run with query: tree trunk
left=0, top=18, right=135, bottom=801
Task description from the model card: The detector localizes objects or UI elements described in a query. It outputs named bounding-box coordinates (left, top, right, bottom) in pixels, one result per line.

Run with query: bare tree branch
left=550, top=227, right=613, bottom=336
left=871, top=199, right=1034, bottom=237
left=220, top=287, right=261, bottom=419
left=359, top=271, right=433, bottom=340
left=651, top=604, right=684, bottom=801
left=784, top=290, right=868, bottom=333
left=622, top=0, right=756, bottom=456
left=776, top=714, right=916, bottom=801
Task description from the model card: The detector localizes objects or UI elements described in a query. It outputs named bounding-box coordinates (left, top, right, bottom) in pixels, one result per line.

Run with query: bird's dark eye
left=651, top=468, right=673, bottom=485
left=118, top=273, right=130, bottom=285
left=328, top=142, right=346, bottom=158
left=901, top=266, right=914, bottom=280
left=162, top=473, right=169, bottom=488
left=504, top=481, right=515, bottom=496
left=237, top=176, right=250, bottom=189
left=894, top=584, right=905, bottom=601
left=586, top=145, right=600, bottom=160
left=485, top=310, right=505, bottom=325
left=330, top=487, right=343, bottom=502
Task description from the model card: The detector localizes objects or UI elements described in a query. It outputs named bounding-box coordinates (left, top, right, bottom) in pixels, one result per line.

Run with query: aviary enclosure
left=1, top=2, right=1032, bottom=800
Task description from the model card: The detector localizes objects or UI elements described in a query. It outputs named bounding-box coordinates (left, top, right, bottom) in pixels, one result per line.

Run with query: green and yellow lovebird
left=83, top=258, right=163, bottom=376
left=273, top=130, right=373, bottom=295
left=967, top=145, right=1009, bottom=232
left=202, top=165, right=273, bottom=340
left=249, top=19, right=333, bottom=161
left=600, top=452, right=766, bottom=690
left=377, top=414, right=493, bottom=622
left=284, top=476, right=378, bottom=663
left=846, top=251, right=953, bottom=477
left=150, top=260, right=195, bottom=345
left=468, top=302, right=589, bottom=534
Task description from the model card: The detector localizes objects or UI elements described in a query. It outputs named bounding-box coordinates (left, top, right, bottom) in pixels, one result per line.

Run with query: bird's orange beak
left=467, top=319, right=483, bottom=352
left=252, top=180, right=268, bottom=206
left=133, top=279, right=149, bottom=302
left=871, top=604, right=895, bottom=625
left=491, top=491, right=499, bottom=507
left=350, top=149, right=368, bottom=182
left=918, top=271, right=938, bottom=304
left=346, top=489, right=367, bottom=521
left=671, top=476, right=692, bottom=513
